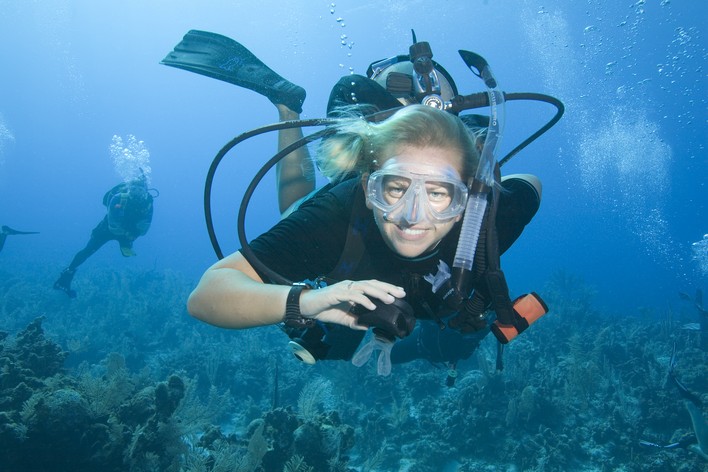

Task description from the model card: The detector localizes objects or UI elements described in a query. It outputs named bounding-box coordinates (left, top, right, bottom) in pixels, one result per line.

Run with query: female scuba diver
left=188, top=105, right=542, bottom=375
left=165, top=30, right=559, bottom=375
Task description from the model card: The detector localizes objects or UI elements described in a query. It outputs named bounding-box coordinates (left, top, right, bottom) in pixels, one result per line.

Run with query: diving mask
left=366, top=161, right=468, bottom=225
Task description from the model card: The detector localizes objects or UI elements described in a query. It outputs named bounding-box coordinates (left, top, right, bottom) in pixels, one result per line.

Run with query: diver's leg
left=54, top=219, right=111, bottom=297
left=163, top=31, right=313, bottom=213
left=275, top=104, right=315, bottom=214
left=277, top=74, right=403, bottom=216
left=277, top=75, right=400, bottom=214
left=390, top=325, right=425, bottom=364
left=391, top=321, right=487, bottom=364
left=277, top=75, right=399, bottom=214
left=68, top=219, right=112, bottom=269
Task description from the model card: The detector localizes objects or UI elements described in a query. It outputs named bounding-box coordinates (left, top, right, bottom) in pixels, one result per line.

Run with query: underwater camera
left=287, top=296, right=416, bottom=365
left=351, top=297, right=416, bottom=341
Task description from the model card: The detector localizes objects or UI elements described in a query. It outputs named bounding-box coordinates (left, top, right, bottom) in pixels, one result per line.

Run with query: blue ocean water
left=0, top=1, right=706, bottom=471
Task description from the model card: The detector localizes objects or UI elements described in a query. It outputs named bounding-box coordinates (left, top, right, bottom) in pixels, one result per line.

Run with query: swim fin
left=53, top=268, right=77, bottom=299
left=0, top=226, right=39, bottom=253
left=2, top=225, right=39, bottom=236
left=161, top=30, right=306, bottom=113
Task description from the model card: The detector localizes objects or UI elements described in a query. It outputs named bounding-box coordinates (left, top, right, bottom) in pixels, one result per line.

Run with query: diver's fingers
left=299, top=280, right=405, bottom=318
left=299, top=283, right=374, bottom=315
left=330, top=279, right=404, bottom=313
left=340, top=279, right=406, bottom=304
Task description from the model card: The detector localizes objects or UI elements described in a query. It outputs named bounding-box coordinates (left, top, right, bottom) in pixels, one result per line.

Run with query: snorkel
left=451, top=52, right=504, bottom=296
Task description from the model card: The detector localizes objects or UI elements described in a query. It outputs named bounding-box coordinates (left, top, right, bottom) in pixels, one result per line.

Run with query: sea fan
left=283, top=454, right=313, bottom=472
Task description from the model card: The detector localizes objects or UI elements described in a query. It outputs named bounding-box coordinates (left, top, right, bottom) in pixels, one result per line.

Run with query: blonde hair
left=317, top=105, right=479, bottom=182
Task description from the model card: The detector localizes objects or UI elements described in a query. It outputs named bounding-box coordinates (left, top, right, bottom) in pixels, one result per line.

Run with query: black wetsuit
left=249, top=75, right=540, bottom=364
left=248, top=176, right=539, bottom=363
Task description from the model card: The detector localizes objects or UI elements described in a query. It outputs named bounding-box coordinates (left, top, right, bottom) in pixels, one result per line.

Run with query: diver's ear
left=361, top=173, right=373, bottom=209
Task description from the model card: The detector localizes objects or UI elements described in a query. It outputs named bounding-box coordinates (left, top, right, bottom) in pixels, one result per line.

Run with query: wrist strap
left=284, top=284, right=316, bottom=328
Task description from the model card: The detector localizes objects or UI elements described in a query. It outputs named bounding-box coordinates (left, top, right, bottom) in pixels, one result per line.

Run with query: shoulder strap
left=326, top=187, right=370, bottom=281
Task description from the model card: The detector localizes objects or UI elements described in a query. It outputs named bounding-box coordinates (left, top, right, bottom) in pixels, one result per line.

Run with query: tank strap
left=327, top=188, right=370, bottom=281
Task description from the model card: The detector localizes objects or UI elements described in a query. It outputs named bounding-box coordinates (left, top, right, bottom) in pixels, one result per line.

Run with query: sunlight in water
left=578, top=108, right=670, bottom=194
left=520, top=1, right=683, bottom=271
left=577, top=108, right=675, bottom=263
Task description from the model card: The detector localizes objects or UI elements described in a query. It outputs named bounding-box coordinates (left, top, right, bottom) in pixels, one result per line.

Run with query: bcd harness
left=286, top=163, right=548, bottom=370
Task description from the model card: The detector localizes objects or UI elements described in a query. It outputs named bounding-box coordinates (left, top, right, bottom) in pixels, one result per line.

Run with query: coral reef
left=0, top=267, right=706, bottom=471
left=0, top=317, right=191, bottom=471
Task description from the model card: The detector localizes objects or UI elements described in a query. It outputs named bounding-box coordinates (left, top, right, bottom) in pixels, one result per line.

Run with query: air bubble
left=110, top=134, right=152, bottom=183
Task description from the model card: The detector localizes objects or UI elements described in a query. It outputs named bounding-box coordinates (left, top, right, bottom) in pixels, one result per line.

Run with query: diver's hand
left=298, top=279, right=406, bottom=330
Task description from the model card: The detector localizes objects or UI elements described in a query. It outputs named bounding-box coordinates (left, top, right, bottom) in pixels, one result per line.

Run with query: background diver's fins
left=0, top=226, right=39, bottom=253
left=2, top=225, right=39, bottom=236
left=161, top=29, right=306, bottom=113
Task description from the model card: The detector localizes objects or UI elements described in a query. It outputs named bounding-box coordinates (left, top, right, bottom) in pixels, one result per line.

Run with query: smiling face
left=365, top=145, right=467, bottom=258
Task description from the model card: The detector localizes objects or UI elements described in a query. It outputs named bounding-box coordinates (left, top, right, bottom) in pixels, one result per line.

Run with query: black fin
left=161, top=30, right=306, bottom=113
left=1, top=225, right=39, bottom=235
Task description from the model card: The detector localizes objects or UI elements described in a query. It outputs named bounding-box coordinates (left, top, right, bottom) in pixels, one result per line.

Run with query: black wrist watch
left=284, top=284, right=316, bottom=328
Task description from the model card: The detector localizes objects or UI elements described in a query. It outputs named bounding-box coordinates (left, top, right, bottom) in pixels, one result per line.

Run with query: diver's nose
left=400, top=187, right=424, bottom=225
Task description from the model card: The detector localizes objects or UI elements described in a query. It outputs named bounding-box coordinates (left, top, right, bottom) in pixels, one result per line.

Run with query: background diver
left=0, top=225, right=39, bottom=253
left=163, top=30, right=558, bottom=374
left=53, top=176, right=156, bottom=298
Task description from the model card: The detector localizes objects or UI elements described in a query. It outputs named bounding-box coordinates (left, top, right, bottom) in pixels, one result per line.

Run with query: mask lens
left=367, top=163, right=468, bottom=224
left=381, top=175, right=411, bottom=205
left=426, top=181, right=454, bottom=207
